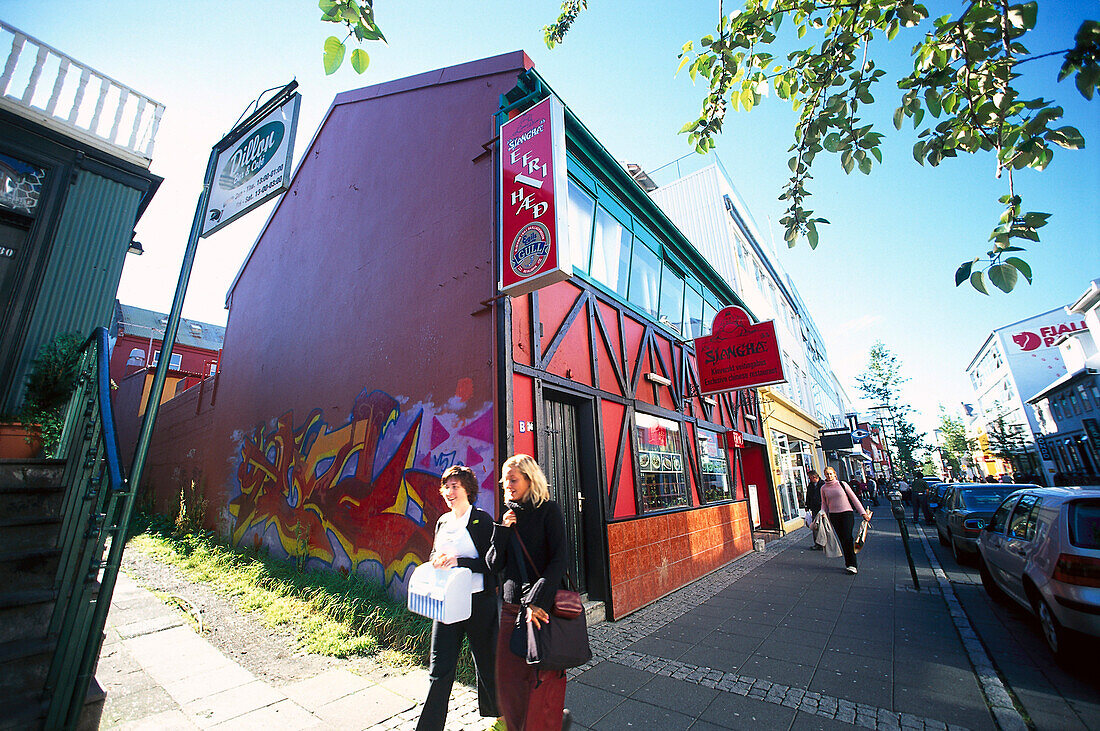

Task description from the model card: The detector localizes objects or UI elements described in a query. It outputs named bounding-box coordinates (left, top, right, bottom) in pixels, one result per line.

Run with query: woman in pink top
left=820, top=467, right=873, bottom=574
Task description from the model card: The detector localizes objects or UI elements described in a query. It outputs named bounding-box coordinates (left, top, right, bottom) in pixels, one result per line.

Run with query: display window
left=697, top=427, right=732, bottom=503
left=771, top=430, right=811, bottom=522
left=635, top=412, right=689, bottom=511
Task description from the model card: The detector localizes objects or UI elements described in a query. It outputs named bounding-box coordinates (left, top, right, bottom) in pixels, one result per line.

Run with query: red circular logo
left=1011, top=331, right=1041, bottom=351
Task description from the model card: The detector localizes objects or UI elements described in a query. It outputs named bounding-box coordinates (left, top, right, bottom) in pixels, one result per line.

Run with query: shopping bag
left=815, top=512, right=843, bottom=558
left=854, top=519, right=870, bottom=553
left=510, top=609, right=592, bottom=671
left=803, top=510, right=814, bottom=530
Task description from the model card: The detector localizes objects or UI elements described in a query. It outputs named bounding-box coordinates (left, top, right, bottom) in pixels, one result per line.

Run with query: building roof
left=1027, top=366, right=1098, bottom=403
left=1068, top=279, right=1100, bottom=314
left=113, top=302, right=225, bottom=351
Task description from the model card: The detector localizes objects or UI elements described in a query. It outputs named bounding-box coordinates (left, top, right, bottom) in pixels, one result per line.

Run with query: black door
left=543, top=397, right=587, bottom=593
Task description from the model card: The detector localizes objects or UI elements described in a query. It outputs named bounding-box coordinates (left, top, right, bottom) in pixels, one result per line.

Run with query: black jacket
left=487, top=500, right=567, bottom=612
left=431, top=506, right=497, bottom=593
left=806, top=479, right=823, bottom=514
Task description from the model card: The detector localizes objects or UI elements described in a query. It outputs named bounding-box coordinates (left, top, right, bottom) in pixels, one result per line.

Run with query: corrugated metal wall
left=5, top=169, right=140, bottom=411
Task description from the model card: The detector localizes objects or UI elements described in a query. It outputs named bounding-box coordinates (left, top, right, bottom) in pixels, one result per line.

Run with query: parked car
left=977, top=486, right=1100, bottom=659
left=935, top=484, right=1022, bottom=564
left=921, top=480, right=950, bottom=524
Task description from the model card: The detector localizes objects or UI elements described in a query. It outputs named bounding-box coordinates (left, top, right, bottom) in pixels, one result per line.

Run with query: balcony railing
left=0, top=21, right=163, bottom=167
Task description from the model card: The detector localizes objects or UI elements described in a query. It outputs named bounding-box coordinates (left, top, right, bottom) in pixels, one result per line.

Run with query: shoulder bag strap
left=514, top=528, right=577, bottom=591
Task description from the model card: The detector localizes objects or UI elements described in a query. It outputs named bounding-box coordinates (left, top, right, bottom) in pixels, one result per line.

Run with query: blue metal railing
left=42, top=326, right=133, bottom=729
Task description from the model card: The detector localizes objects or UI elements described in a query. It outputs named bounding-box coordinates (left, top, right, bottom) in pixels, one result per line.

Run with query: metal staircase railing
left=41, top=326, right=134, bottom=729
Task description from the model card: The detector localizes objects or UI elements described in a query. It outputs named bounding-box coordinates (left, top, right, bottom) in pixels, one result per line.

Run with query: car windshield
left=960, top=488, right=1016, bottom=511
left=1068, top=500, right=1100, bottom=549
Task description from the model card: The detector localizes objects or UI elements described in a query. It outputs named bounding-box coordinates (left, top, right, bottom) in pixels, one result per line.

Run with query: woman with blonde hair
left=820, top=466, right=872, bottom=574
left=488, top=454, right=571, bottom=730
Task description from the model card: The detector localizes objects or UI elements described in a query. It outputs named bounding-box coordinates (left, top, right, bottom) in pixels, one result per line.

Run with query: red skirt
left=496, top=603, right=567, bottom=730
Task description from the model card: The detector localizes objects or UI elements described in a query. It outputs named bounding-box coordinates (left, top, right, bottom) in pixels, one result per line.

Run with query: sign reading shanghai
left=499, top=95, right=571, bottom=296
left=694, top=306, right=787, bottom=395
left=201, top=93, right=301, bottom=238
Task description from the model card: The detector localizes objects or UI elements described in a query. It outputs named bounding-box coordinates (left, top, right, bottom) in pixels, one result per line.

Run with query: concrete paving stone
left=630, top=674, right=719, bottom=716
left=700, top=687, right=798, bottom=728
left=160, top=663, right=256, bottom=705
left=573, top=660, right=654, bottom=697
left=710, top=619, right=773, bottom=639
left=753, top=638, right=821, bottom=666
left=790, top=709, right=870, bottom=730
left=677, top=644, right=748, bottom=674
left=564, top=679, right=625, bottom=727
left=115, top=613, right=187, bottom=640
left=626, top=634, right=692, bottom=660
left=831, top=620, right=893, bottom=643
left=207, top=699, right=319, bottom=731
left=740, top=655, right=815, bottom=688
left=894, top=683, right=997, bottom=731
left=101, top=684, right=179, bottom=728
left=823, top=634, right=894, bottom=661
left=281, top=668, right=374, bottom=710
left=809, top=671, right=892, bottom=710
left=686, top=602, right=740, bottom=619
left=650, top=622, right=708, bottom=645
left=817, top=648, right=893, bottom=681
left=592, top=697, right=695, bottom=730
left=182, top=679, right=286, bottom=728
left=312, top=685, right=415, bottom=728
left=111, top=708, right=199, bottom=730
left=702, top=627, right=765, bottom=655
left=125, top=627, right=237, bottom=686
left=377, top=668, right=431, bottom=701
left=100, top=667, right=161, bottom=697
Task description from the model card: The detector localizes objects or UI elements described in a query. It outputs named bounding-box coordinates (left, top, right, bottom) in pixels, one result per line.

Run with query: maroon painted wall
left=110, top=334, right=219, bottom=383
left=143, top=52, right=533, bottom=595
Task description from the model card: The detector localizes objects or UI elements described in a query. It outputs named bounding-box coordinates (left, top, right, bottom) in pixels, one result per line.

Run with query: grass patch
left=125, top=514, right=477, bottom=682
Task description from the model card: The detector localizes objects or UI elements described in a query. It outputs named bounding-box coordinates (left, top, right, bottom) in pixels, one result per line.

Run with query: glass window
left=152, top=351, right=183, bottom=370
left=589, top=206, right=631, bottom=297
left=697, top=428, right=732, bottom=503
left=988, top=496, right=1018, bottom=533
left=1079, top=385, right=1093, bottom=411
left=702, top=300, right=717, bottom=337
left=683, top=284, right=704, bottom=338
left=658, top=266, right=684, bottom=336
left=1052, top=400, right=1063, bottom=419
left=1069, top=500, right=1100, bottom=549
left=566, top=180, right=595, bottom=274
left=1008, top=495, right=1038, bottom=539
left=126, top=348, right=146, bottom=366
left=635, top=412, right=689, bottom=511
left=1070, top=392, right=1082, bottom=414
left=627, top=240, right=661, bottom=319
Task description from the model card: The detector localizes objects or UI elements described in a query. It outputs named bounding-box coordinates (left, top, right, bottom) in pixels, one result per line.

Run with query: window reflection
left=628, top=241, right=660, bottom=318
left=684, top=285, right=704, bottom=338
left=590, top=206, right=631, bottom=297
left=567, top=181, right=595, bottom=274
left=658, top=266, right=684, bottom=336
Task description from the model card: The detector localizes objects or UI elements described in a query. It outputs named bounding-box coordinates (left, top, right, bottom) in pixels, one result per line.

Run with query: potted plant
left=0, top=412, right=43, bottom=459
left=0, top=332, right=84, bottom=459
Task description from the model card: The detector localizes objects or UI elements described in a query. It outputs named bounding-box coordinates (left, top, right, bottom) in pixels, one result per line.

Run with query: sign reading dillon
left=202, top=92, right=300, bottom=238
left=695, top=306, right=786, bottom=395
left=499, top=95, right=571, bottom=296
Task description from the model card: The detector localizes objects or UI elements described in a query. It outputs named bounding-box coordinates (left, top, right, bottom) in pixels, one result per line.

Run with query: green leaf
left=1047, top=126, right=1085, bottom=150
left=807, top=225, right=819, bottom=249
left=323, top=36, right=345, bottom=75
left=871, top=147, right=883, bottom=163
left=1005, top=256, right=1033, bottom=283
left=988, top=263, right=1018, bottom=293
left=970, top=271, right=989, bottom=295
left=893, top=106, right=904, bottom=130
left=858, top=156, right=872, bottom=174
left=676, top=53, right=692, bottom=75
left=350, top=48, right=369, bottom=74
left=955, top=260, right=975, bottom=286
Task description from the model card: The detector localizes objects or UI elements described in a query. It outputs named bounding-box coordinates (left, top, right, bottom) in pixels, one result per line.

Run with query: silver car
left=977, top=486, right=1100, bottom=659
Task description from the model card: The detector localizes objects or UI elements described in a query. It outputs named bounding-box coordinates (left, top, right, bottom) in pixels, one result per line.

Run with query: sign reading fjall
left=499, top=95, right=571, bottom=296
left=202, top=93, right=300, bottom=238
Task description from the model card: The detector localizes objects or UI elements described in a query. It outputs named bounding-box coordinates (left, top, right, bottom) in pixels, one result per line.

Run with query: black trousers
left=416, top=589, right=500, bottom=731
left=828, top=511, right=857, bottom=569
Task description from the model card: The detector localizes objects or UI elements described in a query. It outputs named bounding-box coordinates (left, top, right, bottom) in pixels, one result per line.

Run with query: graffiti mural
left=229, top=386, right=494, bottom=594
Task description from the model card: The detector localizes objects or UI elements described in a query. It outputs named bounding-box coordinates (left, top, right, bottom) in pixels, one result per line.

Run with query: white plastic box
left=406, top=564, right=472, bottom=624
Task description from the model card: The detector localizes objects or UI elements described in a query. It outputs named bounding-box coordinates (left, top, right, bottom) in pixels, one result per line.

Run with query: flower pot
left=0, top=422, right=44, bottom=459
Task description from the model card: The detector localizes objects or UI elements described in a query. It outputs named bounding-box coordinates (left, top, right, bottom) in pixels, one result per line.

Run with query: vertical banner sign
left=201, top=93, right=301, bottom=238
left=694, top=306, right=786, bottom=395
left=499, top=95, right=571, bottom=296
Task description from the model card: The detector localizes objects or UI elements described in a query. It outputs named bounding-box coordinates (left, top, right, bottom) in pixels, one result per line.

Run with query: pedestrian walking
left=416, top=466, right=500, bottom=731
left=820, top=466, right=872, bottom=574
left=911, top=473, right=928, bottom=523
left=865, top=475, right=879, bottom=506
left=488, top=454, right=573, bottom=731
left=805, top=470, right=823, bottom=550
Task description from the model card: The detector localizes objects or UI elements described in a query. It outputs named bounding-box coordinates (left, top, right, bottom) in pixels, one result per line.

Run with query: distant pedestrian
left=910, top=473, right=928, bottom=522
left=865, top=476, right=878, bottom=506
left=806, top=470, right=823, bottom=550
left=820, top=467, right=872, bottom=574
left=1000, top=473, right=1014, bottom=484
left=985, top=474, right=998, bottom=483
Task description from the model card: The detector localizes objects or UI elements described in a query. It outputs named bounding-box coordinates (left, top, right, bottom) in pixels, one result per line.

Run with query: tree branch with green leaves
left=544, top=1, right=1099, bottom=294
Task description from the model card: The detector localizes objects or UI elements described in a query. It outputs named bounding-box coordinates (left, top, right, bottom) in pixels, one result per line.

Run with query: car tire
left=949, top=532, right=971, bottom=566
left=978, top=557, right=1007, bottom=604
left=1035, top=596, right=1069, bottom=661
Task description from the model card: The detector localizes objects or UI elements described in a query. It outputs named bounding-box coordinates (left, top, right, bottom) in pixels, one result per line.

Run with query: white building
left=965, top=305, right=1090, bottom=481
left=646, top=155, right=857, bottom=532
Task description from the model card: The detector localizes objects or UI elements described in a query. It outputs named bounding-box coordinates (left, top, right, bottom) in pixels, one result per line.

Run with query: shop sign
left=1084, top=418, right=1100, bottom=446
left=820, top=428, right=854, bottom=451
left=202, top=92, right=300, bottom=237
left=695, top=306, right=786, bottom=395
left=499, top=95, right=571, bottom=296
left=1035, top=434, right=1052, bottom=460
left=729, top=430, right=745, bottom=448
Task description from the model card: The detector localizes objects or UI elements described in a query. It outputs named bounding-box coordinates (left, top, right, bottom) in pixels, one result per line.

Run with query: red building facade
left=138, top=52, right=764, bottom=620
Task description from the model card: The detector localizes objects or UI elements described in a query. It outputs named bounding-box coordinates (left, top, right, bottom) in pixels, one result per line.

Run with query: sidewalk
left=99, top=514, right=1024, bottom=730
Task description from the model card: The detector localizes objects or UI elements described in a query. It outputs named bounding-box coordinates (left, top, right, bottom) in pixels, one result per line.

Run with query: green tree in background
left=986, top=409, right=1032, bottom=475
left=856, top=342, right=926, bottom=476
left=937, top=408, right=976, bottom=478
left=546, top=1, right=1099, bottom=294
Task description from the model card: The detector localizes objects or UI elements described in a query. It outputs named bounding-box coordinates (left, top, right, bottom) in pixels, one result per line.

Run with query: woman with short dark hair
left=415, top=465, right=500, bottom=730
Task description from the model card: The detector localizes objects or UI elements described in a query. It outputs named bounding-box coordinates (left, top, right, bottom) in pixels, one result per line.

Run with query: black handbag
left=507, top=533, right=592, bottom=671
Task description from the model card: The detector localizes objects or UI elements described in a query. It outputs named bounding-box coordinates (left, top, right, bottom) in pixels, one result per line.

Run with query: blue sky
left=5, top=0, right=1097, bottom=436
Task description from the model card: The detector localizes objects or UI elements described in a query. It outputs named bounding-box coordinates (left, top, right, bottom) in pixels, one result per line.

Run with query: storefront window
left=627, top=239, right=660, bottom=319
left=0, top=153, right=46, bottom=217
left=683, top=284, right=704, bottom=338
left=566, top=180, right=595, bottom=274
left=771, top=430, right=810, bottom=522
left=702, top=300, right=717, bottom=337
left=590, top=205, right=631, bottom=298
left=635, top=412, right=689, bottom=511
left=697, top=428, right=732, bottom=503
left=658, top=265, right=684, bottom=336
